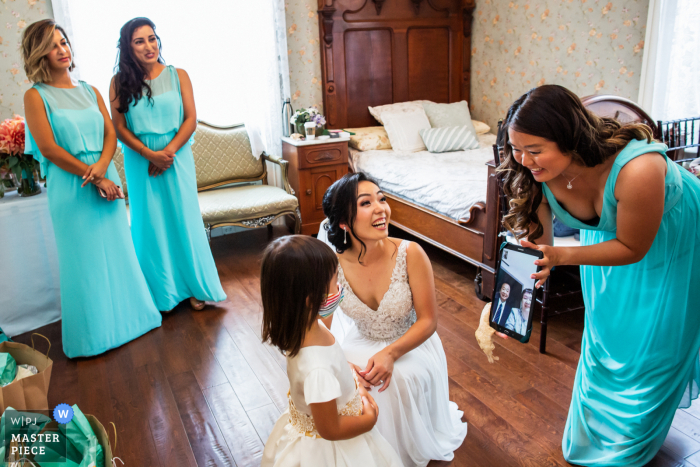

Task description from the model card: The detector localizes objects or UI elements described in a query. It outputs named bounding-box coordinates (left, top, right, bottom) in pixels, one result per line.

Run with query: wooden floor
left=14, top=226, right=700, bottom=467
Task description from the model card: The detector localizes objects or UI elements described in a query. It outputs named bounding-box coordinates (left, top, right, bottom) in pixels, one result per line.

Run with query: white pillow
left=382, top=108, right=432, bottom=153
left=420, top=125, right=480, bottom=153
left=472, top=120, right=491, bottom=135
left=368, top=100, right=433, bottom=125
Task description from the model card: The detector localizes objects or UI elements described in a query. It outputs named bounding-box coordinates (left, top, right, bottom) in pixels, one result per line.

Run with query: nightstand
left=282, top=136, right=350, bottom=235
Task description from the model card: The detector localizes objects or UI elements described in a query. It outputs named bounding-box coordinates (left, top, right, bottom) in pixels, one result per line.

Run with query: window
left=55, top=0, right=288, bottom=128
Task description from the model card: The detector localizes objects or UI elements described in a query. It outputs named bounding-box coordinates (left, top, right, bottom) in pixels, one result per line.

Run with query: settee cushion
left=192, top=124, right=264, bottom=188
left=198, top=184, right=298, bottom=225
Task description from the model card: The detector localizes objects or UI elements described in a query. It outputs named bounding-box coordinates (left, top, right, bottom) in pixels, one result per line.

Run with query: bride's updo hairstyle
left=322, top=172, right=380, bottom=261
left=499, top=84, right=653, bottom=241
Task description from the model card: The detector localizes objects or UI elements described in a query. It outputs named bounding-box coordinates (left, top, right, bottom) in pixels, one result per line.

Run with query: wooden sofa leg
left=539, top=277, right=550, bottom=354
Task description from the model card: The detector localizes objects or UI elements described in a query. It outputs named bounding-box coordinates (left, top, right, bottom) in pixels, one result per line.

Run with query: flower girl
left=260, top=235, right=403, bottom=467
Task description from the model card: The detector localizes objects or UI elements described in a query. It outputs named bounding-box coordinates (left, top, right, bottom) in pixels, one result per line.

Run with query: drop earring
left=344, top=228, right=347, bottom=244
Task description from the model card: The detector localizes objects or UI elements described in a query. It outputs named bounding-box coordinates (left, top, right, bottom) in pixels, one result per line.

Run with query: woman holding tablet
left=499, top=85, right=700, bottom=466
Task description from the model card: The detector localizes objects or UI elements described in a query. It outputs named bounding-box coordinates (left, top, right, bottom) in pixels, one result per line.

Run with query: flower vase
left=18, top=168, right=40, bottom=197
left=295, top=122, right=324, bottom=137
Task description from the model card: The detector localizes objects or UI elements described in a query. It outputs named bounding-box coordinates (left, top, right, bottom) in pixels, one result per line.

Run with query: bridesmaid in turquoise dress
left=109, top=18, right=226, bottom=312
left=499, top=85, right=700, bottom=466
left=22, top=20, right=161, bottom=358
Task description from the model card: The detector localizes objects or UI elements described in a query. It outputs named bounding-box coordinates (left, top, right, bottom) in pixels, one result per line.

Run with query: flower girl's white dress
left=332, top=240, right=468, bottom=467
left=262, top=325, right=403, bottom=467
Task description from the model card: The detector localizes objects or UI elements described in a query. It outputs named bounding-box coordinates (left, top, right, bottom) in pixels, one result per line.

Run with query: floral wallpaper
left=0, top=0, right=53, bottom=119
left=285, top=0, right=324, bottom=113
left=470, top=0, right=649, bottom=130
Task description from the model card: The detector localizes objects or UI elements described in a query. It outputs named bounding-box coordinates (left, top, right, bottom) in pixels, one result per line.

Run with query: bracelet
left=138, top=144, right=145, bottom=156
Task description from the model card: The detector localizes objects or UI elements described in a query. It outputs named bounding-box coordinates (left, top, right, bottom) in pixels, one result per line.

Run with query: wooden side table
left=282, top=136, right=350, bottom=235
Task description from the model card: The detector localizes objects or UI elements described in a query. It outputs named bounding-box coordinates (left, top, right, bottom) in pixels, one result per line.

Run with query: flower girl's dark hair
left=260, top=235, right=337, bottom=357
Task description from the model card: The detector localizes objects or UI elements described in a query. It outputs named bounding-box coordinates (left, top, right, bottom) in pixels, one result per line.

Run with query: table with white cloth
left=0, top=189, right=61, bottom=337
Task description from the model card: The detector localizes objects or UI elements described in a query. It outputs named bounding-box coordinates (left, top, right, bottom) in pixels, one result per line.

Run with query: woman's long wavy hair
left=498, top=85, right=653, bottom=241
left=322, top=172, right=386, bottom=263
left=112, top=17, right=165, bottom=114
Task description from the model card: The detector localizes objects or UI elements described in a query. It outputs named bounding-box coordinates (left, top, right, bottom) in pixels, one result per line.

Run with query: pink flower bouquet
left=0, top=115, right=41, bottom=197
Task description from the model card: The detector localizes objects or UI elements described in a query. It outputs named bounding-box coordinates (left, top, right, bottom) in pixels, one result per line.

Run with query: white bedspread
left=349, top=133, right=498, bottom=222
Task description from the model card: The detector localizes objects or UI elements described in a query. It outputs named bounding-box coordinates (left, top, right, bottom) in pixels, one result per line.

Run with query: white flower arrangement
left=290, top=106, right=326, bottom=127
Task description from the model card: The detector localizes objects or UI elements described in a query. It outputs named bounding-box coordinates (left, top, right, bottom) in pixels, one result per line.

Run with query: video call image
left=491, top=248, right=538, bottom=336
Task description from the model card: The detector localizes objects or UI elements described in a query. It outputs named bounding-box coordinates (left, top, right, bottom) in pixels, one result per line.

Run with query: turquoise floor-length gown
left=542, top=140, right=700, bottom=466
left=25, top=81, right=162, bottom=358
left=121, top=66, right=225, bottom=311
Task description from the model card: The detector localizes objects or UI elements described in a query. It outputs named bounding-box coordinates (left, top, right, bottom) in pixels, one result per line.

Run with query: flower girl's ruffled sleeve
left=304, top=369, right=342, bottom=405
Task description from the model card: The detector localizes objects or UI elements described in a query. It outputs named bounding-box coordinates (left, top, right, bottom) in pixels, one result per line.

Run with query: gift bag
left=0, top=335, right=52, bottom=414
left=86, top=415, right=112, bottom=467
left=32, top=406, right=108, bottom=467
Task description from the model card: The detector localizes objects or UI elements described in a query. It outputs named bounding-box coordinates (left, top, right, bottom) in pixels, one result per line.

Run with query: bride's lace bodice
left=338, top=240, right=417, bottom=341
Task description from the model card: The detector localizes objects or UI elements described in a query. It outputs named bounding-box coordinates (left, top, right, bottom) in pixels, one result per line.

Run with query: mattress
left=349, top=133, right=498, bottom=222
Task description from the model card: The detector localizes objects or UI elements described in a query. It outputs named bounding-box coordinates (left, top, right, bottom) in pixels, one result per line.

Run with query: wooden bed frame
left=316, top=0, right=500, bottom=298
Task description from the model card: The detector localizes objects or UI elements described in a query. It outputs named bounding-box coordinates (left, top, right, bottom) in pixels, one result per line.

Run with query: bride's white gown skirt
left=332, top=309, right=467, bottom=467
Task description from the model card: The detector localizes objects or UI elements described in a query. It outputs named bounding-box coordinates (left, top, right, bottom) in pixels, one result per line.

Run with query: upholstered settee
left=113, top=122, right=301, bottom=239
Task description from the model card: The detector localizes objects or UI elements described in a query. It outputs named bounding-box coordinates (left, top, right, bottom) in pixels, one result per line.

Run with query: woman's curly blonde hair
left=21, top=19, right=75, bottom=84
left=498, top=85, right=653, bottom=241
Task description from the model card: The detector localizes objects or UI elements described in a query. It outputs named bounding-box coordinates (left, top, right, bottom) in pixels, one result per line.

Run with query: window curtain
left=51, top=0, right=291, bottom=186
left=638, top=0, right=700, bottom=122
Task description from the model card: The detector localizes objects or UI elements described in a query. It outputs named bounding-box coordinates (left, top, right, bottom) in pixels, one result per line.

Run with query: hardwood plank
left=436, top=286, right=582, bottom=374
left=684, top=403, right=700, bottom=422
left=168, top=370, right=236, bottom=466
left=214, top=275, right=289, bottom=411
left=155, top=312, right=193, bottom=377
left=77, top=353, right=115, bottom=427
left=671, top=409, right=700, bottom=445
left=447, top=378, right=567, bottom=467
left=107, top=345, right=161, bottom=467
left=172, top=308, right=229, bottom=390
left=447, top=424, right=515, bottom=467
left=437, top=314, right=573, bottom=410
left=450, top=370, right=565, bottom=456
left=514, top=387, right=569, bottom=428
left=663, top=427, right=700, bottom=459
left=134, top=363, right=198, bottom=467
left=128, top=325, right=161, bottom=369
left=646, top=446, right=698, bottom=467
left=191, top=307, right=274, bottom=411
left=685, top=449, right=700, bottom=466
left=203, top=383, right=266, bottom=467
left=247, top=403, right=282, bottom=444
left=221, top=310, right=289, bottom=411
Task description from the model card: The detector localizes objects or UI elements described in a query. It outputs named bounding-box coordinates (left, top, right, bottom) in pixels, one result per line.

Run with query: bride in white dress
left=320, top=173, right=467, bottom=467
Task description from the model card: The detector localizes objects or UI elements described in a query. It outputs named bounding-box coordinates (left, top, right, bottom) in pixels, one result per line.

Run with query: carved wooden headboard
left=317, top=0, right=476, bottom=129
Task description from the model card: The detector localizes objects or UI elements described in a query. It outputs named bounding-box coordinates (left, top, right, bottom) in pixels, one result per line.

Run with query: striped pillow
left=419, top=125, right=480, bottom=153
